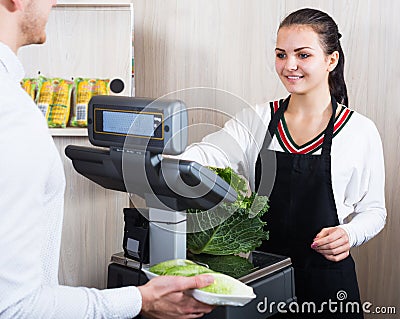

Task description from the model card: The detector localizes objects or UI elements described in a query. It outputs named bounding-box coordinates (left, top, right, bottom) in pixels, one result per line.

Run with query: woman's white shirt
left=181, top=101, right=386, bottom=248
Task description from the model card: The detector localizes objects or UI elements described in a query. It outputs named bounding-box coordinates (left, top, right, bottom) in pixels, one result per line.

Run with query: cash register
left=65, top=95, right=295, bottom=318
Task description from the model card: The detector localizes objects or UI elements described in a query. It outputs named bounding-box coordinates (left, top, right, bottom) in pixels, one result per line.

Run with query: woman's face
left=275, top=25, right=337, bottom=96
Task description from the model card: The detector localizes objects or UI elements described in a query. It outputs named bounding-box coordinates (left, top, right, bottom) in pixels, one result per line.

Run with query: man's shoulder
left=0, top=78, right=48, bottom=137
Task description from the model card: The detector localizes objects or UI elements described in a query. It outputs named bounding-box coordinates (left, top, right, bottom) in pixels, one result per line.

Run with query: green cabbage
left=149, top=259, right=196, bottom=275
left=148, top=259, right=253, bottom=296
left=161, top=264, right=214, bottom=276
left=200, top=273, right=236, bottom=294
left=187, top=167, right=269, bottom=255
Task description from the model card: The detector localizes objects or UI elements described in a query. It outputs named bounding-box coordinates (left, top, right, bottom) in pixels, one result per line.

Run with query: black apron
left=255, top=96, right=363, bottom=319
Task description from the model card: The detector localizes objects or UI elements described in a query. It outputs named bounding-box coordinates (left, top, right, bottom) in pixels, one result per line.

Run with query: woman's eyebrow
left=275, top=47, right=314, bottom=52
left=294, top=46, right=314, bottom=52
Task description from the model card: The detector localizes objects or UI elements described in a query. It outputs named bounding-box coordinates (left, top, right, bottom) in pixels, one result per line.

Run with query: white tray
left=141, top=268, right=256, bottom=306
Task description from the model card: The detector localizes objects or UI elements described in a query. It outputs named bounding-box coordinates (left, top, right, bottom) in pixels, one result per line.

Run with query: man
left=0, top=1, right=214, bottom=318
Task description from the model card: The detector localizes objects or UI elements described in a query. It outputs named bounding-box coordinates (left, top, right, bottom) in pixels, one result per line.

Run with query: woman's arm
left=180, top=104, right=270, bottom=184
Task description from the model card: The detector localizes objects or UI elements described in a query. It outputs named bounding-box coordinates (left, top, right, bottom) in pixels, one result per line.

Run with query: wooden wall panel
left=55, top=136, right=127, bottom=289
left=134, top=0, right=400, bottom=316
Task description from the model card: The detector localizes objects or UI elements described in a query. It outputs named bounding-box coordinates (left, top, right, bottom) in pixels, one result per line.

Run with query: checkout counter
left=65, top=96, right=296, bottom=318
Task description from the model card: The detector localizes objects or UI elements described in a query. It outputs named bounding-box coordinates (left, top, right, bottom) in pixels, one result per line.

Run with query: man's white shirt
left=0, top=42, right=141, bottom=319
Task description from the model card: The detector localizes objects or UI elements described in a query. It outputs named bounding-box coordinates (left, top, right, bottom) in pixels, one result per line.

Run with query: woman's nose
left=285, top=56, right=298, bottom=71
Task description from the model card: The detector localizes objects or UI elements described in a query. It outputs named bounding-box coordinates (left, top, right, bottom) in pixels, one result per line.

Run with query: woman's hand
left=138, top=274, right=215, bottom=319
left=311, top=226, right=350, bottom=262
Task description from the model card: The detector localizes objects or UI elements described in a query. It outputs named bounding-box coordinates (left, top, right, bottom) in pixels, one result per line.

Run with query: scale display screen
left=96, top=109, right=163, bottom=139
left=103, top=111, right=155, bottom=137
left=88, top=96, right=187, bottom=154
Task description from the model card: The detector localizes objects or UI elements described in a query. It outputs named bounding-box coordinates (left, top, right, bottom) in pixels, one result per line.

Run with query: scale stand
left=65, top=96, right=296, bottom=319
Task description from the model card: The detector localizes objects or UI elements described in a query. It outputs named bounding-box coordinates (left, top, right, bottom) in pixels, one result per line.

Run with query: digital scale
left=65, top=95, right=296, bottom=318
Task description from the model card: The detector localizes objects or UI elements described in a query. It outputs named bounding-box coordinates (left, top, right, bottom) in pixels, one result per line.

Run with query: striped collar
left=270, top=99, right=353, bottom=154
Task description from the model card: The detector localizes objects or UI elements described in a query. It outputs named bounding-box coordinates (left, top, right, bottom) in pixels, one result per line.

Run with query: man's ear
left=327, top=51, right=340, bottom=72
left=8, top=0, right=24, bottom=12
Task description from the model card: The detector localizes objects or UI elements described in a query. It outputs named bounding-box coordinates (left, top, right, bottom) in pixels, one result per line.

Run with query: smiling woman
left=180, top=7, right=385, bottom=319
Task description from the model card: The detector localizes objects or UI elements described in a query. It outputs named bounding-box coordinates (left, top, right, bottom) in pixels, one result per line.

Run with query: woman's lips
left=285, top=75, right=304, bottom=83
left=286, top=75, right=304, bottom=80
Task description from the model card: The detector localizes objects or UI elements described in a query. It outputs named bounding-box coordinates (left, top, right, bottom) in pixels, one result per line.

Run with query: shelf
left=50, top=128, right=88, bottom=137
left=56, top=1, right=132, bottom=6
left=19, top=1, right=133, bottom=97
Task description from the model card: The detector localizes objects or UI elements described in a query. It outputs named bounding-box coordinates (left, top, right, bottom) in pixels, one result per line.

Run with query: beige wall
left=55, top=136, right=127, bottom=289
left=134, top=0, right=400, bottom=317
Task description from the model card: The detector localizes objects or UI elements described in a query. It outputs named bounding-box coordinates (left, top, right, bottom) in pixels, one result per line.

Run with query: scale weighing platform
left=65, top=96, right=296, bottom=319
left=108, top=251, right=295, bottom=319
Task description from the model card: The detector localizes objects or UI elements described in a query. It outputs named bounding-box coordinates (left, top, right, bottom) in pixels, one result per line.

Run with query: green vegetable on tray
left=149, top=259, right=252, bottom=296
left=149, top=259, right=197, bottom=275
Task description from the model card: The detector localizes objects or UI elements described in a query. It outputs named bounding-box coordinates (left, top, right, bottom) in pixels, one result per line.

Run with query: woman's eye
left=276, top=53, right=286, bottom=59
left=299, top=53, right=310, bottom=59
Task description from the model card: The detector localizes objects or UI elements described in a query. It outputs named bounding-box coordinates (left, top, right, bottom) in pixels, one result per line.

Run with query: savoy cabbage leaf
left=187, top=167, right=269, bottom=255
left=189, top=253, right=255, bottom=279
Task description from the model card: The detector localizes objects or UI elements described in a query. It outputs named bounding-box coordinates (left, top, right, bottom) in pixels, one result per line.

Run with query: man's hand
left=311, top=227, right=350, bottom=262
left=138, top=274, right=215, bottom=319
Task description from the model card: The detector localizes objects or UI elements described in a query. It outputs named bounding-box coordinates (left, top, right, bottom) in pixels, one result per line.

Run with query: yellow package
left=36, top=76, right=54, bottom=120
left=48, top=79, right=73, bottom=128
left=21, top=78, right=37, bottom=101
left=70, top=78, right=110, bottom=127
left=36, top=76, right=73, bottom=128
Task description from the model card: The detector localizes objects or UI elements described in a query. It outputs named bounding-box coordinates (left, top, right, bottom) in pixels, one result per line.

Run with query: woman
left=182, top=8, right=386, bottom=319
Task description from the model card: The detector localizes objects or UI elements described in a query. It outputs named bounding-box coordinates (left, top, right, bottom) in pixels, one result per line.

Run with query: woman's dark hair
left=279, top=8, right=348, bottom=106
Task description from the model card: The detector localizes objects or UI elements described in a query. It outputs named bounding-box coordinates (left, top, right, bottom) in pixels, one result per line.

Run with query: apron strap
left=267, top=97, right=289, bottom=139
left=261, top=97, right=290, bottom=149
left=321, top=96, right=338, bottom=156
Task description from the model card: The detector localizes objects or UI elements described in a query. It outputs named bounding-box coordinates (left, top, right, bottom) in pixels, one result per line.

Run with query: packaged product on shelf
left=36, top=76, right=73, bottom=128
left=48, top=79, right=73, bottom=128
left=70, top=78, right=110, bottom=127
left=36, top=76, right=54, bottom=120
left=21, top=78, right=37, bottom=101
